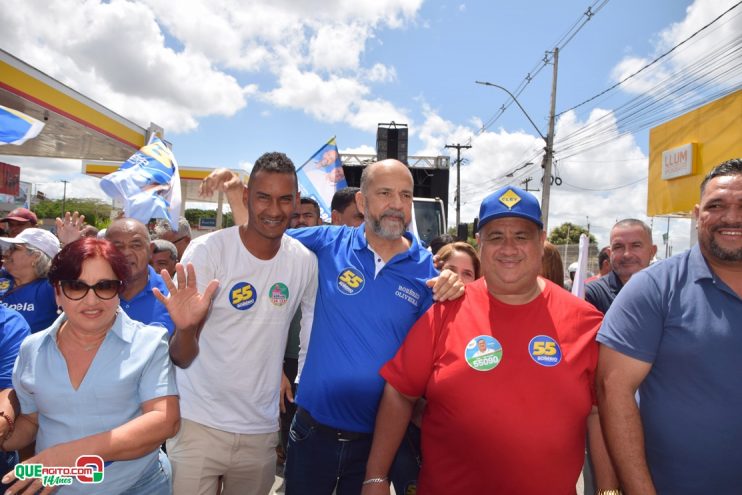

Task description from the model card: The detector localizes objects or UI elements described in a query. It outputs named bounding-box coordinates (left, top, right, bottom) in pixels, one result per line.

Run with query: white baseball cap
left=0, top=228, right=61, bottom=260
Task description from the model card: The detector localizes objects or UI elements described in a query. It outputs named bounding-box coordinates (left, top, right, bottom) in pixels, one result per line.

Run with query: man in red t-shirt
left=361, top=186, right=619, bottom=495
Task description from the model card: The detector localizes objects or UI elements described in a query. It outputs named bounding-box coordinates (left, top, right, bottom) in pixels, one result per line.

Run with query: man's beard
left=707, top=226, right=742, bottom=261
left=369, top=209, right=409, bottom=240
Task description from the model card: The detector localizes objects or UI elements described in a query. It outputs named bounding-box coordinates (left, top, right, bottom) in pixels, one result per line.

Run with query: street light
left=476, top=71, right=558, bottom=233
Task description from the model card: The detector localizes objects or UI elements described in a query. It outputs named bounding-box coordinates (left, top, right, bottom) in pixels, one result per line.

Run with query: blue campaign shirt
left=597, top=245, right=742, bottom=494
left=0, top=305, right=30, bottom=388
left=12, top=310, right=178, bottom=494
left=288, top=224, right=438, bottom=433
left=0, top=270, right=57, bottom=333
left=120, top=265, right=174, bottom=334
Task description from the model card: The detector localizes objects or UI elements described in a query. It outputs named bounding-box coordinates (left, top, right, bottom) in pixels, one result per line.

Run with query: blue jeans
left=121, top=450, right=172, bottom=495
left=285, top=410, right=419, bottom=495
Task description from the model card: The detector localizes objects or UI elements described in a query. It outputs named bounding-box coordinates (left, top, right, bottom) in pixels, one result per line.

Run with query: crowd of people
left=0, top=155, right=739, bottom=495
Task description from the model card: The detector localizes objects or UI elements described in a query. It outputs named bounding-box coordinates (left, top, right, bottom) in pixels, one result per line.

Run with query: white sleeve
left=295, top=252, right=318, bottom=382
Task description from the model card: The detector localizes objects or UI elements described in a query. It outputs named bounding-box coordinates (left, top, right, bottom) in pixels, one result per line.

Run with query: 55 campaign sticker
left=337, top=268, right=365, bottom=295
left=528, top=335, right=562, bottom=367
left=229, top=282, right=257, bottom=310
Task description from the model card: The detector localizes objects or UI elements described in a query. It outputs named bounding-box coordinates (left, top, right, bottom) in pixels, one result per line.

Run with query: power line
left=556, top=1, right=742, bottom=117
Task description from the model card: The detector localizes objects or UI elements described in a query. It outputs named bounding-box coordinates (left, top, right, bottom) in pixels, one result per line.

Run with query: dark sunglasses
left=59, top=280, right=122, bottom=300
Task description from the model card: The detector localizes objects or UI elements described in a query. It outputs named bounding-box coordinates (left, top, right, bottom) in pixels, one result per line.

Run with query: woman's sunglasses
left=59, top=280, right=122, bottom=300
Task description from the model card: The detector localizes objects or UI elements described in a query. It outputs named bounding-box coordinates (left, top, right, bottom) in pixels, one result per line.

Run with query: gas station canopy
left=0, top=48, right=150, bottom=162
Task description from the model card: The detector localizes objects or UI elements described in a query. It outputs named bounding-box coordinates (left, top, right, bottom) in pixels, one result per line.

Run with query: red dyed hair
left=48, top=238, right=131, bottom=292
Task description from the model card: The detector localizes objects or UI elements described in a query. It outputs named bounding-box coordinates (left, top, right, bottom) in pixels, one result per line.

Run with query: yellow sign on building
left=648, top=89, right=742, bottom=216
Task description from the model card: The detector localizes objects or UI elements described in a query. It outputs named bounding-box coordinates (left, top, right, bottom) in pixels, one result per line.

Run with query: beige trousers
left=167, top=418, right=278, bottom=495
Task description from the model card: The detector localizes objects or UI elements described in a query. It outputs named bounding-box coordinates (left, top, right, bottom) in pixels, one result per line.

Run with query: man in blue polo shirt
left=106, top=218, right=174, bottom=334
left=597, top=158, right=742, bottom=494
left=0, top=305, right=30, bottom=494
left=283, top=159, right=462, bottom=495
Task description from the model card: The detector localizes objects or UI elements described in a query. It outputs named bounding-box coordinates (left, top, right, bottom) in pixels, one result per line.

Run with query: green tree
left=32, top=198, right=113, bottom=229
left=184, top=208, right=234, bottom=228
left=547, top=222, right=596, bottom=245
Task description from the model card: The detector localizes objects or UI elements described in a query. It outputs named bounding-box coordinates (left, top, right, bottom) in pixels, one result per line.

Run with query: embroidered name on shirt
left=395, top=285, right=420, bottom=307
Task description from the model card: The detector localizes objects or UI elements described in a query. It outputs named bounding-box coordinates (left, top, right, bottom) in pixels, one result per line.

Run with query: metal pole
left=541, top=47, right=559, bottom=234
left=445, top=143, right=471, bottom=229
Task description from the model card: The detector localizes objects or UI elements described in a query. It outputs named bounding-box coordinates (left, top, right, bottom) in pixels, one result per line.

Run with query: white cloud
left=612, top=0, right=742, bottom=94
left=309, top=23, right=370, bottom=71
left=0, top=0, right=421, bottom=135
left=364, top=63, right=398, bottom=83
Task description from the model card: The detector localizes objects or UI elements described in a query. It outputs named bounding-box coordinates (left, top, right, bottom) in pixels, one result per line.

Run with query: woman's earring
left=57, top=306, right=63, bottom=315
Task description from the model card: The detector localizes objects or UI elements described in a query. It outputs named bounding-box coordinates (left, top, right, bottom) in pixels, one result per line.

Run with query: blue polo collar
left=351, top=223, right=422, bottom=263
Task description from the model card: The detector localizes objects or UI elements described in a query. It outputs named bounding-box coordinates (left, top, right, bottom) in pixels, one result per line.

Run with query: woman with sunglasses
left=1, top=238, right=179, bottom=494
left=0, top=228, right=60, bottom=333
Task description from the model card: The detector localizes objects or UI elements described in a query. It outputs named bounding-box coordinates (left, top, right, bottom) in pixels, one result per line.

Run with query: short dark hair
left=700, top=158, right=742, bottom=195
left=331, top=187, right=360, bottom=213
left=249, top=152, right=297, bottom=190
left=300, top=197, right=321, bottom=218
left=598, top=246, right=610, bottom=267
left=48, top=238, right=130, bottom=294
left=429, top=234, right=455, bottom=255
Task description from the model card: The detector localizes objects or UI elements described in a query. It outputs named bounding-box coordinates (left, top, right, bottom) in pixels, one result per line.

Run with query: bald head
left=360, top=159, right=413, bottom=195
left=357, top=159, right=414, bottom=241
left=106, top=218, right=151, bottom=240
left=105, top=218, right=153, bottom=282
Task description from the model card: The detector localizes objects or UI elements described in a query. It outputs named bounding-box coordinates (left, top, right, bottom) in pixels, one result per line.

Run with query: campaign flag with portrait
left=0, top=105, right=45, bottom=145
left=296, top=137, right=347, bottom=223
left=99, top=135, right=182, bottom=229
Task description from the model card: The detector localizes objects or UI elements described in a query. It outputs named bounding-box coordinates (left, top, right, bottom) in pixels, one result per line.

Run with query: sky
left=1, top=0, right=740, bottom=255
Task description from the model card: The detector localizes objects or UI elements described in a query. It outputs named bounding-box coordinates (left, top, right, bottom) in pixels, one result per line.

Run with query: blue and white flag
left=100, top=135, right=182, bottom=229
left=296, top=137, right=347, bottom=223
left=0, top=105, right=45, bottom=145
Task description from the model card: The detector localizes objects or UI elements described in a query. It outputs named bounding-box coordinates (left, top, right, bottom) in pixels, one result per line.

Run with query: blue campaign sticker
left=337, top=267, right=365, bottom=295
left=528, top=335, right=562, bottom=367
left=465, top=335, right=503, bottom=371
left=229, top=282, right=257, bottom=310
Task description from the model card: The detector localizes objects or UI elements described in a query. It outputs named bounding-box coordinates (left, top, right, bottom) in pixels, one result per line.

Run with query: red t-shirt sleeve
left=381, top=303, right=448, bottom=398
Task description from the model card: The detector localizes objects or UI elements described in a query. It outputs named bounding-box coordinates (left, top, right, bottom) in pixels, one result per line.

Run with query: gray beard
left=370, top=215, right=409, bottom=240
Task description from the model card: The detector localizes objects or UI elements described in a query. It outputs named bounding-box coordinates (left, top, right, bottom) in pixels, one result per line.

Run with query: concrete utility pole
left=61, top=180, right=69, bottom=217
left=445, top=143, right=472, bottom=227
left=541, top=47, right=559, bottom=234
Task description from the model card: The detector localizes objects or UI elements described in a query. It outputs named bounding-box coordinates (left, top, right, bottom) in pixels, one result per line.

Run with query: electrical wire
left=556, top=1, right=742, bottom=117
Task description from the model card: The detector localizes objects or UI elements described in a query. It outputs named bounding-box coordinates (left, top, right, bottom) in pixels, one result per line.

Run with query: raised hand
left=199, top=168, right=243, bottom=198
left=153, top=262, right=219, bottom=332
left=55, top=211, right=85, bottom=246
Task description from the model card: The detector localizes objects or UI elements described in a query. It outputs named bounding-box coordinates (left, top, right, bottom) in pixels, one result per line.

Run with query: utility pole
left=61, top=180, right=69, bottom=217
left=521, top=177, right=539, bottom=192
left=445, top=143, right=472, bottom=227
left=541, top=47, right=559, bottom=234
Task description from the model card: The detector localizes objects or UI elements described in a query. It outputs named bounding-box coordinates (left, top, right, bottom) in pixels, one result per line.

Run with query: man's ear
left=355, top=191, right=365, bottom=214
